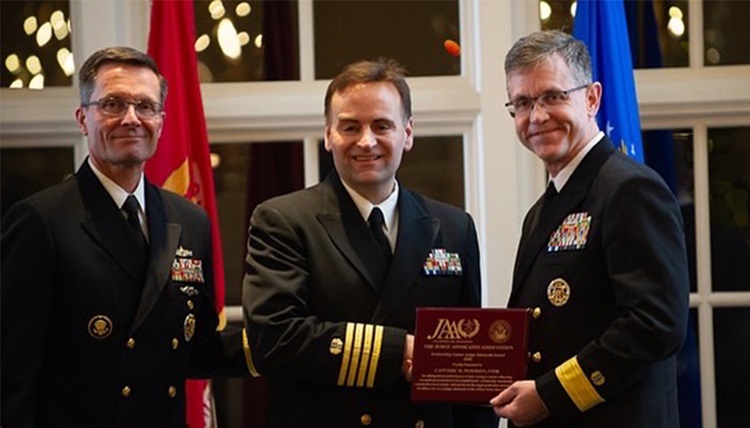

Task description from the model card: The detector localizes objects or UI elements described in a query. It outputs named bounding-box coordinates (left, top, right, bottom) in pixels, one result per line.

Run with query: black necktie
left=539, top=182, right=558, bottom=221
left=368, top=207, right=392, bottom=264
left=545, top=182, right=558, bottom=203
left=123, top=195, right=147, bottom=251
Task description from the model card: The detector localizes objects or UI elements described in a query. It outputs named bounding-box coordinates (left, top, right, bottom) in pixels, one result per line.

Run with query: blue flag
left=573, top=0, right=644, bottom=163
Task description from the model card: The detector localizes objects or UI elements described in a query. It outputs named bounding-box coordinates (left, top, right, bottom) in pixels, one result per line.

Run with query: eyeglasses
left=81, top=97, right=163, bottom=118
left=504, top=84, right=590, bottom=118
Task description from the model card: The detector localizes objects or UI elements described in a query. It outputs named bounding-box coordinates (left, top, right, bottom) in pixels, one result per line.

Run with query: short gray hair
left=78, top=46, right=168, bottom=105
left=504, top=30, right=592, bottom=85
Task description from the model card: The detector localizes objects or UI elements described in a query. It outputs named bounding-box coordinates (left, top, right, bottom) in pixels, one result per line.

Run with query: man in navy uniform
left=1, top=46, right=247, bottom=428
left=490, top=30, right=689, bottom=427
left=243, top=59, right=497, bottom=427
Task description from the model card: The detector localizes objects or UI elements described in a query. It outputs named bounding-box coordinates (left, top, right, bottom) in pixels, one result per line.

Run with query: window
left=1, top=1, right=74, bottom=89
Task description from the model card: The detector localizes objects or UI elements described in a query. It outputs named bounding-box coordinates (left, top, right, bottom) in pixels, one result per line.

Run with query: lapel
left=511, top=139, right=615, bottom=299
left=77, top=161, right=147, bottom=284
left=371, top=189, right=439, bottom=323
left=131, top=183, right=182, bottom=332
left=316, top=174, right=388, bottom=292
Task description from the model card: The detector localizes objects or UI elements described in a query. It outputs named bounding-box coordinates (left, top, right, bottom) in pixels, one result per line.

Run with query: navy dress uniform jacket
left=242, top=173, right=497, bottom=428
left=1, top=160, right=246, bottom=428
left=509, top=139, right=689, bottom=427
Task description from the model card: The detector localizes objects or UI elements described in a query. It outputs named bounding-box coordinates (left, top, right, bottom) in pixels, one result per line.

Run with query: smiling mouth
left=354, top=155, right=381, bottom=161
left=528, top=129, right=557, bottom=139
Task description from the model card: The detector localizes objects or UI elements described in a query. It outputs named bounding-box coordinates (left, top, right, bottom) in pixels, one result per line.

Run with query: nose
left=120, top=104, right=142, bottom=126
left=357, top=128, right=377, bottom=149
left=528, top=101, right=549, bottom=123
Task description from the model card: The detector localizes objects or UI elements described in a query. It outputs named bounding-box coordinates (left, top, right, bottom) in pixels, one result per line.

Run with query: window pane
left=313, top=0, right=460, bottom=79
left=0, top=1, right=74, bottom=88
left=1, top=147, right=74, bottom=218
left=212, top=141, right=304, bottom=306
left=707, top=127, right=750, bottom=291
left=704, top=0, right=750, bottom=65
left=318, top=136, right=465, bottom=209
left=539, top=0, right=689, bottom=68
left=194, top=0, right=299, bottom=82
left=714, top=307, right=750, bottom=428
left=643, top=129, right=697, bottom=292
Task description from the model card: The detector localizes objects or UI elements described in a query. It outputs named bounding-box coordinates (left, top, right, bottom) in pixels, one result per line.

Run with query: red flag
left=146, top=1, right=224, bottom=427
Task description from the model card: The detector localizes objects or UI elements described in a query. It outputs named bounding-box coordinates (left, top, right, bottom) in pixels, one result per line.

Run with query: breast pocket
left=412, top=276, right=463, bottom=306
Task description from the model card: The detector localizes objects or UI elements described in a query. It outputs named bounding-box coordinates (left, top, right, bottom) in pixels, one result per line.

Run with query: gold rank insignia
left=337, top=323, right=384, bottom=388
left=179, top=285, right=199, bottom=296
left=547, top=277, right=571, bottom=307
left=183, top=314, right=196, bottom=342
left=547, top=212, right=592, bottom=252
left=88, top=315, right=113, bottom=339
left=175, top=246, right=193, bottom=257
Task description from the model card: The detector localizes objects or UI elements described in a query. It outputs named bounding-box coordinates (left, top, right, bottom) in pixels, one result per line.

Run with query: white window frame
left=2, top=2, right=749, bottom=427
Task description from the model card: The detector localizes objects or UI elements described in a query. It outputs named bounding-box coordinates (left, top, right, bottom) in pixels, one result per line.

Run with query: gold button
left=126, top=338, right=136, bottom=349
left=168, top=385, right=177, bottom=398
left=360, top=414, right=372, bottom=426
left=532, top=352, right=542, bottom=363
left=187, top=300, right=194, bottom=310
left=590, top=370, right=605, bottom=386
left=532, top=307, right=542, bottom=319
left=121, top=386, right=131, bottom=397
left=329, top=337, right=343, bottom=355
left=415, top=420, right=425, bottom=428
left=172, top=338, right=179, bottom=350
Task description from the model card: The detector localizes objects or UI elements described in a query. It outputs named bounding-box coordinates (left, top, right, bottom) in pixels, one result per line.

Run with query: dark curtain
left=242, top=2, right=303, bottom=427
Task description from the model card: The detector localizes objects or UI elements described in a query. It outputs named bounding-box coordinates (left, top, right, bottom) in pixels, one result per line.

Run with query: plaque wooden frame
left=411, top=307, right=530, bottom=404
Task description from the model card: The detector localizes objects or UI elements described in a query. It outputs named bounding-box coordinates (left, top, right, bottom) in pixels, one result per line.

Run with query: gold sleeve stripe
left=365, top=325, right=384, bottom=388
left=555, top=356, right=605, bottom=411
left=241, top=328, right=261, bottom=377
left=346, top=323, right=365, bottom=386
left=356, top=324, right=374, bottom=386
left=337, top=323, right=356, bottom=386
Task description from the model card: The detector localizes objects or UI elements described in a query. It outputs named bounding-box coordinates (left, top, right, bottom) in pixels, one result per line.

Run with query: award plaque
left=411, top=307, right=530, bottom=404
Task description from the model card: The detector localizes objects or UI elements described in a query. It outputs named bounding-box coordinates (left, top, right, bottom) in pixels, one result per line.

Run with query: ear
left=323, top=125, right=333, bottom=152
left=586, top=82, right=603, bottom=118
left=157, top=111, right=166, bottom=138
left=403, top=118, right=414, bottom=152
left=75, top=107, right=88, bottom=135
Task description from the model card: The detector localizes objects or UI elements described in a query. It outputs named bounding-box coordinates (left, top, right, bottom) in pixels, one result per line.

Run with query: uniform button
left=532, top=352, right=542, bottom=363
left=121, top=386, right=131, bottom=397
left=415, top=420, right=425, bottom=428
left=187, top=300, right=194, bottom=310
left=126, top=338, right=136, bottom=349
left=168, top=385, right=177, bottom=398
left=360, top=413, right=372, bottom=426
left=532, top=307, right=542, bottom=319
left=172, top=338, right=179, bottom=349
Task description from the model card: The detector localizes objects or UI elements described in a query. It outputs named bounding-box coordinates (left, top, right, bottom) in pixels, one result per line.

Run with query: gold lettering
left=427, top=318, right=463, bottom=340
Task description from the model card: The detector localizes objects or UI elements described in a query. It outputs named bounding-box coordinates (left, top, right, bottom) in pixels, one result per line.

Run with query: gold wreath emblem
left=88, top=315, right=113, bottom=340
left=547, top=278, right=571, bottom=307
left=458, top=318, right=481, bottom=339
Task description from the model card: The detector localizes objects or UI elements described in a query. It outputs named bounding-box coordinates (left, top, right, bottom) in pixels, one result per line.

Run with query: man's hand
left=489, top=380, right=550, bottom=426
left=402, top=334, right=414, bottom=382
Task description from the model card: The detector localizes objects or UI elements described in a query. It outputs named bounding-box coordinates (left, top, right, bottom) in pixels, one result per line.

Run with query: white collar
left=88, top=157, right=146, bottom=212
left=340, top=179, right=399, bottom=233
left=550, top=131, right=604, bottom=192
